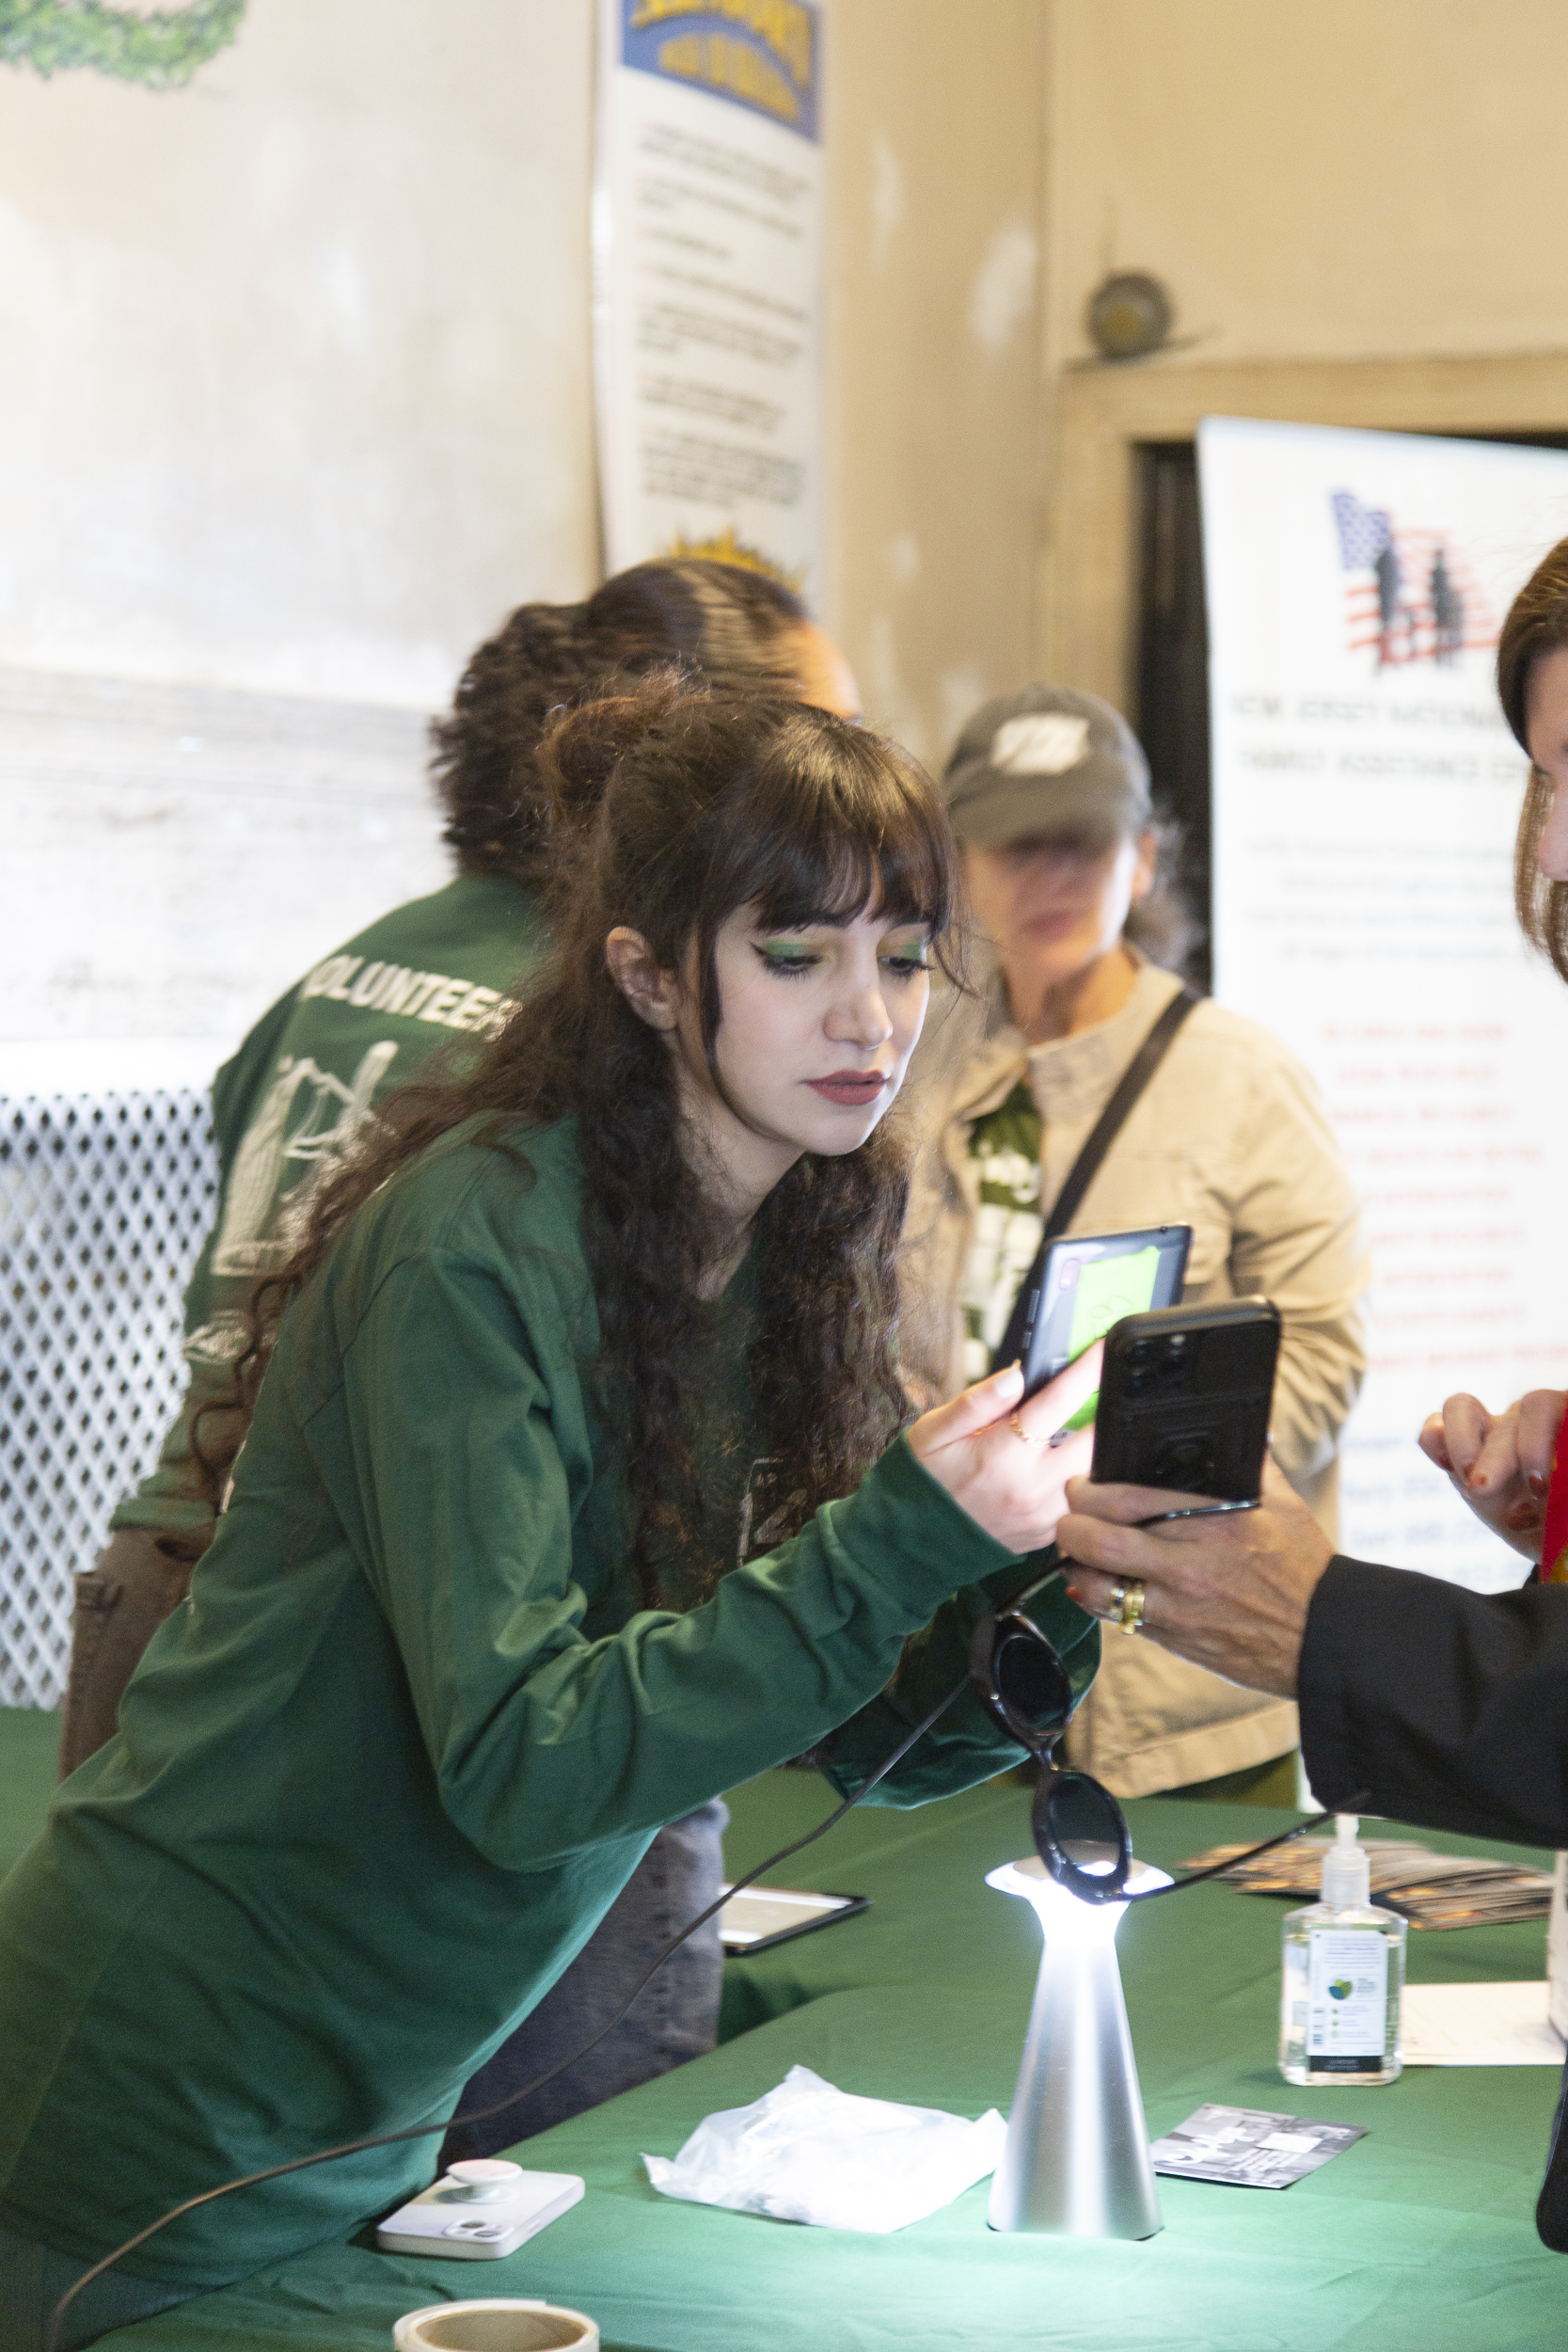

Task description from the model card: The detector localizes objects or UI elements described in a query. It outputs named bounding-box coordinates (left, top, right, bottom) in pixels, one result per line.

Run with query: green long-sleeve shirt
left=112, top=872, right=545, bottom=1536
left=0, top=1114, right=1096, bottom=2288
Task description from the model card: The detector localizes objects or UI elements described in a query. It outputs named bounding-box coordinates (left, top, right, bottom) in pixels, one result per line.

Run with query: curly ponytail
left=430, top=560, right=819, bottom=891
left=430, top=600, right=594, bottom=884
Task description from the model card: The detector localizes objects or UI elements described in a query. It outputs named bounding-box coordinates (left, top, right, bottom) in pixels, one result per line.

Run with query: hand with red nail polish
left=1417, top=1388, right=1567, bottom=1562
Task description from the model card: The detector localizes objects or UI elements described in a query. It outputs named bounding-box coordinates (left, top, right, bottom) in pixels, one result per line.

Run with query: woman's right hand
left=907, top=1348, right=1101, bottom=1557
left=1417, top=1387, right=1566, bottom=1560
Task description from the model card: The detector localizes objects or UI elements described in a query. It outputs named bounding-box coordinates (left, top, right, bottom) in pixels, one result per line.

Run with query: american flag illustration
left=1329, top=489, right=1497, bottom=669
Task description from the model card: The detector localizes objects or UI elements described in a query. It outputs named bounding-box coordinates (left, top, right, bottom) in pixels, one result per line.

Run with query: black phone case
left=1090, top=1297, right=1281, bottom=1502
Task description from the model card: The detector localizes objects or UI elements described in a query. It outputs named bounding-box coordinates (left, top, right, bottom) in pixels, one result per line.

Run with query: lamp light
left=986, top=1849, right=1171, bottom=2238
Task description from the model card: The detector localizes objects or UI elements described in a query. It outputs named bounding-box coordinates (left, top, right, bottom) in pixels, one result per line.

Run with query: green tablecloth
left=0, top=1712, right=1560, bottom=2348
left=720, top=1771, right=1564, bottom=2026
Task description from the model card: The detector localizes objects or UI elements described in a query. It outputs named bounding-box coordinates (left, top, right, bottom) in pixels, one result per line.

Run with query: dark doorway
left=1132, top=428, right=1568, bottom=996
left=1134, top=443, right=1211, bottom=989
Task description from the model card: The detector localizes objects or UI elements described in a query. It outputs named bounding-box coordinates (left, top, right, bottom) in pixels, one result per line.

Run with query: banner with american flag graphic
left=1329, top=488, right=1497, bottom=670
left=1201, top=416, right=1568, bottom=1597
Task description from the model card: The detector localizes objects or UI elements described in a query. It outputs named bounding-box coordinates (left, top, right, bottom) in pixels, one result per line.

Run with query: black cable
left=1123, top=1803, right=1358, bottom=1899
left=46, top=1671, right=972, bottom=2352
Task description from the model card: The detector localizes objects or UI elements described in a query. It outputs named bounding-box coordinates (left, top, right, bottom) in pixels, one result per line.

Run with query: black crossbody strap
left=990, top=986, right=1201, bottom=1373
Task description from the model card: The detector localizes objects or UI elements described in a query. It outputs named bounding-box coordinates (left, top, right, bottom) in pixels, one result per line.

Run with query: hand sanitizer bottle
left=1279, top=1815, right=1405, bottom=2086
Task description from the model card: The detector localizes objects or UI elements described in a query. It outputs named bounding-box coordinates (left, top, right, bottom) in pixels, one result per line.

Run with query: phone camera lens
left=1156, top=1435, right=1215, bottom=1487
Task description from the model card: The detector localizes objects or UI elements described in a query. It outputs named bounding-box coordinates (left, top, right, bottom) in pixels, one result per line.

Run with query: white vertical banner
left=1200, top=417, right=1568, bottom=1591
left=594, top=0, right=824, bottom=596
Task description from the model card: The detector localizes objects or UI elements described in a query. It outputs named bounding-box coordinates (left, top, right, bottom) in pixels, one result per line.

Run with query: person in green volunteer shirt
left=0, top=679, right=1098, bottom=2347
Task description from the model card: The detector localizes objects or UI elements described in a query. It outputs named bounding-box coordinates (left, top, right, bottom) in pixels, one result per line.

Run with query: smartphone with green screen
left=1017, top=1224, right=1192, bottom=1428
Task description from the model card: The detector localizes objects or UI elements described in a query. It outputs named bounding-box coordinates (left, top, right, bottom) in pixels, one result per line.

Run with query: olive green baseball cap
left=942, top=685, right=1151, bottom=849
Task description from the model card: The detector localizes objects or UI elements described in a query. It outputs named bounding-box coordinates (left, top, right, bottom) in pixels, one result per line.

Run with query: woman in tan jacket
left=899, top=683, right=1369, bottom=1800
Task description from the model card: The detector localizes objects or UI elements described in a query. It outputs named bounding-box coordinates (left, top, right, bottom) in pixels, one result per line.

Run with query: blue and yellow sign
left=622, top=0, right=820, bottom=141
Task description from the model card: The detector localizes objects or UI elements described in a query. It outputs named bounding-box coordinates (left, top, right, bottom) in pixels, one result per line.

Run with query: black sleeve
left=1299, top=1554, right=1568, bottom=1848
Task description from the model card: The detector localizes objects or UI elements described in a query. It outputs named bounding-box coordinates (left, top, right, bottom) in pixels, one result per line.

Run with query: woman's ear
left=606, top=927, right=682, bottom=1031
left=1131, top=828, right=1159, bottom=902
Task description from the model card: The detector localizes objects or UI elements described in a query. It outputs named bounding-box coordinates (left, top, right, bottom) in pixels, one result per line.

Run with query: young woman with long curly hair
left=75, top=557, right=859, bottom=1774
left=0, top=677, right=1098, bottom=2347
left=62, top=557, right=863, bottom=2177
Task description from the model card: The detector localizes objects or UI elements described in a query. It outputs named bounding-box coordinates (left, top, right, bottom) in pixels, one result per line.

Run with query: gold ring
left=1115, top=1580, right=1147, bottom=1637
left=1008, top=1410, right=1049, bottom=1452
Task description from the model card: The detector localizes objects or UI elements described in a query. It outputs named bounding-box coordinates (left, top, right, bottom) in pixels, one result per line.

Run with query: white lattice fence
left=1, top=1091, right=218, bottom=1708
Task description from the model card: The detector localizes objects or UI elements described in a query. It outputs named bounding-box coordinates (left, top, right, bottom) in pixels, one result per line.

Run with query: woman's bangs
left=742, top=740, right=955, bottom=939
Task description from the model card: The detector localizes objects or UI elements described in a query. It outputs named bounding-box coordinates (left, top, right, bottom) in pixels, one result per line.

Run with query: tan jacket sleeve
left=1212, top=1041, right=1369, bottom=1509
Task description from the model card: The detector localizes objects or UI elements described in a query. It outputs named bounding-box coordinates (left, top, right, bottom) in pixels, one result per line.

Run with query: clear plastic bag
left=642, top=2063, right=1007, bottom=2233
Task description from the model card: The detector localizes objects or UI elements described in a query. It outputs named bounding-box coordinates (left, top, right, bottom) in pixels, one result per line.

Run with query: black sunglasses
left=971, top=1568, right=1352, bottom=1906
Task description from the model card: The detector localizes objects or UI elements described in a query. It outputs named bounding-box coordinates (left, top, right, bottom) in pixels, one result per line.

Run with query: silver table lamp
left=986, top=1851, right=1171, bottom=2239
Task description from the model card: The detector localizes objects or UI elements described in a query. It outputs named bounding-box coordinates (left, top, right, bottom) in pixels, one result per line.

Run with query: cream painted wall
left=0, top=0, right=1055, bottom=963
left=13, top=0, right=1563, bottom=1038
left=0, top=0, right=598, bottom=708
left=819, top=0, right=1047, bottom=764
left=0, top=0, right=603, bottom=1057
left=827, top=0, right=1568, bottom=758
left=1043, top=0, right=1568, bottom=376
left=1038, top=0, right=1568, bottom=699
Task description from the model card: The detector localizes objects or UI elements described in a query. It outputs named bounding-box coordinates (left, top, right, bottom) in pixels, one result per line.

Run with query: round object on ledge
left=1085, top=271, right=1174, bottom=362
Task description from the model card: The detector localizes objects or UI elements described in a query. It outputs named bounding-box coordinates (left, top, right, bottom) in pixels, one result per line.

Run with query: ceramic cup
left=393, top=2300, right=599, bottom=2352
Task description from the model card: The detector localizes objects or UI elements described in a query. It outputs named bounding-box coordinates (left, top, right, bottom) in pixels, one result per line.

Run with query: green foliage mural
left=0, top=0, right=246, bottom=90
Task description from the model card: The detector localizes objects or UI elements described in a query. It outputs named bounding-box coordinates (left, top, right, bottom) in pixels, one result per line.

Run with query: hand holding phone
left=1057, top=1455, right=1331, bottom=1697
left=907, top=1348, right=1101, bottom=1558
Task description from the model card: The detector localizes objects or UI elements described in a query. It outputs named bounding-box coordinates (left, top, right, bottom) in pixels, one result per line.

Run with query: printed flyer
left=594, top=0, right=823, bottom=593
